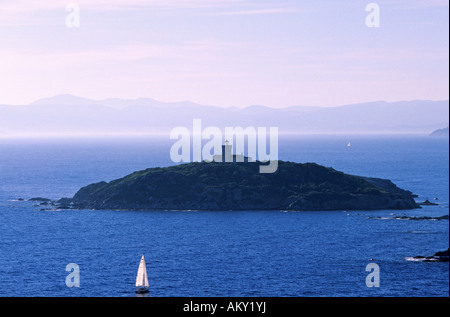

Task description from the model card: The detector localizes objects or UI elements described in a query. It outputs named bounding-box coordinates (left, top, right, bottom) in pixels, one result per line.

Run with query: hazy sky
left=0, top=0, right=448, bottom=108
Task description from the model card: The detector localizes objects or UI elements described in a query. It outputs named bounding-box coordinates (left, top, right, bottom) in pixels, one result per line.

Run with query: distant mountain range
left=0, top=94, right=448, bottom=136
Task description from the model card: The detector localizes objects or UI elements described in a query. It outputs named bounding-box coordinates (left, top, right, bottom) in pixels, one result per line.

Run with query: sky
left=0, top=0, right=448, bottom=108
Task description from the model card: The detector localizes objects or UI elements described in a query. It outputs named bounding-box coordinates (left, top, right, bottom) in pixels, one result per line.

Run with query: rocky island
left=57, top=160, right=420, bottom=211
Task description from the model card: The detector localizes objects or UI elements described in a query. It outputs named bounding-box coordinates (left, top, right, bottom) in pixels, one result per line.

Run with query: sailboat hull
left=135, top=287, right=149, bottom=294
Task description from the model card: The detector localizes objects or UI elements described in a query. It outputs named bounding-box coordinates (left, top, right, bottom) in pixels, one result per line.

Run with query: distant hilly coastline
left=430, top=126, right=449, bottom=137
left=0, top=94, right=448, bottom=136
left=54, top=160, right=419, bottom=212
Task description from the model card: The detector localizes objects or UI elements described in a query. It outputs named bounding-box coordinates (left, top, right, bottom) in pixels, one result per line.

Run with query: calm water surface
left=0, top=135, right=448, bottom=297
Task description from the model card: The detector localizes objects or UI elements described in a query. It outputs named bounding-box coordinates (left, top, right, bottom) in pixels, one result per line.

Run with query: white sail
left=135, top=255, right=149, bottom=288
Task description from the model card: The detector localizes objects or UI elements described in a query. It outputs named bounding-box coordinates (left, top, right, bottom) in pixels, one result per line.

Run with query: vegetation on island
left=59, top=160, right=420, bottom=211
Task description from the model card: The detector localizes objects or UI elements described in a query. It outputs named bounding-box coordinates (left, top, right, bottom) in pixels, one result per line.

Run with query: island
left=430, top=126, right=449, bottom=137
left=56, top=160, right=420, bottom=211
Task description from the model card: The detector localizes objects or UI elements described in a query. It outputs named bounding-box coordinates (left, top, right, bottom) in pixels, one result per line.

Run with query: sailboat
left=135, top=254, right=149, bottom=294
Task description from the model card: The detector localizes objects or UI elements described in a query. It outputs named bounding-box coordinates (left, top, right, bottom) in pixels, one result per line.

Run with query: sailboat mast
left=142, top=258, right=146, bottom=286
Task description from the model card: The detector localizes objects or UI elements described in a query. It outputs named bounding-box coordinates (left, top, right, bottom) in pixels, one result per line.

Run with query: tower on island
left=221, top=140, right=232, bottom=162
left=213, top=140, right=252, bottom=163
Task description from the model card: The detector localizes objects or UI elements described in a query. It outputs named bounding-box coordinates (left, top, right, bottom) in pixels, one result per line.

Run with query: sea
left=0, top=135, right=448, bottom=297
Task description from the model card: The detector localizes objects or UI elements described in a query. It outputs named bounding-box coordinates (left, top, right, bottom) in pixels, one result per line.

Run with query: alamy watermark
left=170, top=119, right=279, bottom=173
left=66, top=263, right=80, bottom=288
left=365, top=263, right=380, bottom=288
left=66, top=2, right=80, bottom=28
left=366, top=3, right=380, bottom=28
left=63, top=3, right=380, bottom=29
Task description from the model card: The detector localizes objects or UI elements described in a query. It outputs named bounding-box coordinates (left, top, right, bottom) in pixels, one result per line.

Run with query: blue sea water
left=0, top=135, right=448, bottom=297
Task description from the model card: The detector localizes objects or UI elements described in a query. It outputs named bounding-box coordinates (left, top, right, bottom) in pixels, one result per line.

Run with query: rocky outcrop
left=407, top=249, right=449, bottom=262
left=395, top=215, right=448, bottom=221
left=418, top=199, right=439, bottom=206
